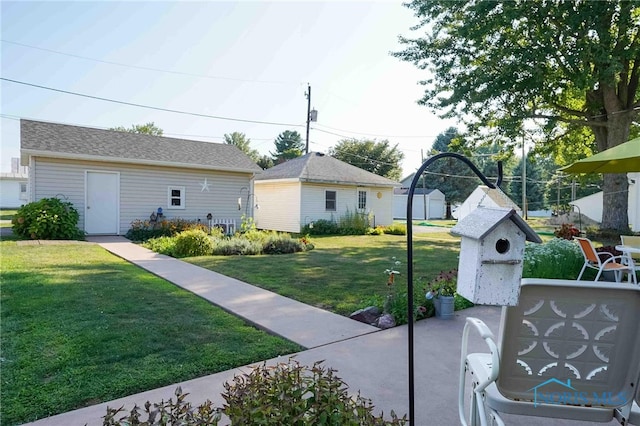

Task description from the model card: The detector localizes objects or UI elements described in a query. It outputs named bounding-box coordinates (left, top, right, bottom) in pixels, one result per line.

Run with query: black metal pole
left=406, top=152, right=502, bottom=425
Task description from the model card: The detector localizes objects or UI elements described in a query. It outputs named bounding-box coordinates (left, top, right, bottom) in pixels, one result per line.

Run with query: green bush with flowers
left=360, top=258, right=472, bottom=326
left=523, top=238, right=583, bottom=279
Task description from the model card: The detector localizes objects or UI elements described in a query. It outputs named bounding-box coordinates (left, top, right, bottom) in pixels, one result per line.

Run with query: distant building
left=454, top=185, right=521, bottom=220
left=571, top=172, right=639, bottom=232
left=0, top=158, right=28, bottom=208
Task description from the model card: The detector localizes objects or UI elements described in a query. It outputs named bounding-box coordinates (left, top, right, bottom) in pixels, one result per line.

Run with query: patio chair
left=629, top=389, right=640, bottom=425
left=458, top=278, right=640, bottom=426
left=620, top=235, right=640, bottom=273
left=575, top=237, right=637, bottom=284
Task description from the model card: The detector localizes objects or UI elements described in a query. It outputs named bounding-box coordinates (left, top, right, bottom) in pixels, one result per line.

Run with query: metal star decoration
left=200, top=178, right=210, bottom=192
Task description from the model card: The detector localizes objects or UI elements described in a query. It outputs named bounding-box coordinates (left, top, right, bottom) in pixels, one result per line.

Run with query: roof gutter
left=21, top=149, right=262, bottom=174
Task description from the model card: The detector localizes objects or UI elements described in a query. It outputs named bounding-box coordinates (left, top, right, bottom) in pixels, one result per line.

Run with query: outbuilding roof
left=20, top=119, right=262, bottom=173
left=450, top=207, right=542, bottom=243
left=255, top=152, right=400, bottom=187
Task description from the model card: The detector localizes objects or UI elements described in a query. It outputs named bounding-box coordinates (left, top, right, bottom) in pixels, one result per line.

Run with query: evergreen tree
left=270, top=130, right=304, bottom=164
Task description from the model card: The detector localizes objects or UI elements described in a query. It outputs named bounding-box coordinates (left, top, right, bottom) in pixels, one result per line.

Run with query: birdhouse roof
left=450, top=207, right=542, bottom=243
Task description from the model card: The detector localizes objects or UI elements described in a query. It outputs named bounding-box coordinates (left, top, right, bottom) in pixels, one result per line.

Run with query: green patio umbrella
left=561, top=137, right=640, bottom=173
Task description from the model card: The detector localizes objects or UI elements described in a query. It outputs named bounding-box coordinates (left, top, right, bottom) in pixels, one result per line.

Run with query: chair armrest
left=459, top=317, right=501, bottom=426
left=601, top=255, right=632, bottom=266
left=598, top=251, right=614, bottom=261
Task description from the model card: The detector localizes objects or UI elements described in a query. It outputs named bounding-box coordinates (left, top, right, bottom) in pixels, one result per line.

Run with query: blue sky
left=1, top=1, right=455, bottom=175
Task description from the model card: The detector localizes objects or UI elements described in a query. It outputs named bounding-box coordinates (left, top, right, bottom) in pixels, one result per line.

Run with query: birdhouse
left=450, top=208, right=542, bottom=306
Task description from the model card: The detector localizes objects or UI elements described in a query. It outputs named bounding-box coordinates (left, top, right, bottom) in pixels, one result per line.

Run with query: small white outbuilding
left=450, top=207, right=541, bottom=306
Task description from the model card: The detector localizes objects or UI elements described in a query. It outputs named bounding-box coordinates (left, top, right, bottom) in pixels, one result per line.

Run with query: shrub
left=103, top=387, right=221, bottom=425
left=222, top=359, right=407, bottom=425
left=338, top=210, right=371, bottom=235
left=554, top=223, right=580, bottom=240
left=142, top=236, right=177, bottom=256
left=299, top=234, right=315, bottom=251
left=367, top=226, right=385, bottom=235
left=383, top=223, right=407, bottom=236
left=383, top=287, right=428, bottom=325
left=212, top=237, right=262, bottom=255
left=523, top=238, right=584, bottom=279
left=125, top=218, right=211, bottom=242
left=103, top=360, right=406, bottom=425
left=239, top=214, right=257, bottom=233
left=12, top=198, right=83, bottom=240
left=262, top=234, right=306, bottom=254
left=173, top=230, right=214, bottom=257
left=302, top=219, right=339, bottom=235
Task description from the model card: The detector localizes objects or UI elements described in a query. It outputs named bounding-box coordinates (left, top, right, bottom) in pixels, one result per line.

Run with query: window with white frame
left=358, top=190, right=367, bottom=210
left=325, top=190, right=336, bottom=211
left=167, top=186, right=185, bottom=209
left=19, top=182, right=27, bottom=199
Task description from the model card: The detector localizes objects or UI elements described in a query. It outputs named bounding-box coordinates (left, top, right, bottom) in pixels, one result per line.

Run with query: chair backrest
left=621, top=235, right=640, bottom=261
left=575, top=237, right=599, bottom=264
left=496, top=279, right=640, bottom=409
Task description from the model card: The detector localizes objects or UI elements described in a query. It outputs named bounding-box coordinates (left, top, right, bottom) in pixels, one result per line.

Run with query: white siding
left=301, top=184, right=394, bottom=228
left=0, top=177, right=28, bottom=208
left=32, top=157, right=253, bottom=235
left=393, top=190, right=446, bottom=220
left=365, top=187, right=394, bottom=226
left=254, top=181, right=301, bottom=233
left=572, top=175, right=639, bottom=232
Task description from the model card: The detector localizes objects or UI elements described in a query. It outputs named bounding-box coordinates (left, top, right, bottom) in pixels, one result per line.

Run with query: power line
left=313, top=123, right=449, bottom=139
left=1, top=39, right=298, bottom=86
left=0, top=113, right=276, bottom=142
left=1, top=77, right=306, bottom=128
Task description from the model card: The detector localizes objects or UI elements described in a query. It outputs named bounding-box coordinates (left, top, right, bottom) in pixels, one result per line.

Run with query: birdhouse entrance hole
left=496, top=238, right=510, bottom=254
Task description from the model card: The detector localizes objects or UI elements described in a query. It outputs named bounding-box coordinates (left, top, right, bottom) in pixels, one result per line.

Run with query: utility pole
left=522, top=133, right=527, bottom=219
left=305, top=84, right=311, bottom=154
left=305, top=85, right=318, bottom=154
left=421, top=149, right=427, bottom=220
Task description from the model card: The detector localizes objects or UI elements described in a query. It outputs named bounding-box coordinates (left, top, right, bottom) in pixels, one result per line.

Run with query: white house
left=253, top=152, right=400, bottom=233
left=393, top=188, right=445, bottom=220
left=0, top=172, right=28, bottom=208
left=571, top=172, right=640, bottom=232
left=20, top=119, right=262, bottom=235
left=454, top=185, right=522, bottom=220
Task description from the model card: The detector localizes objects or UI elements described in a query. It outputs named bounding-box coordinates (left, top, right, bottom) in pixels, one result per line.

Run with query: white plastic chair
left=459, top=278, right=640, bottom=426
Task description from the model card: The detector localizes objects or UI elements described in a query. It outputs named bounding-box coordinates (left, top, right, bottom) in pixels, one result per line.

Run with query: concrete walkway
left=23, top=237, right=619, bottom=426
left=84, top=236, right=378, bottom=349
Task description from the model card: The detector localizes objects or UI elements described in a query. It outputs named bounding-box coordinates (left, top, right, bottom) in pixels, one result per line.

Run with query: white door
left=85, top=171, right=119, bottom=234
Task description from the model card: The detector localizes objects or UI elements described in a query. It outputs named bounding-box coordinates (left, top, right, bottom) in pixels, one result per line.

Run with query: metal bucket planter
left=434, top=295, right=455, bottom=320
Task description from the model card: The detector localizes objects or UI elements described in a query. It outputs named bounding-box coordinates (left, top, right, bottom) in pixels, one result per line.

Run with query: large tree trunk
left=602, top=174, right=630, bottom=232
left=591, top=95, right=632, bottom=232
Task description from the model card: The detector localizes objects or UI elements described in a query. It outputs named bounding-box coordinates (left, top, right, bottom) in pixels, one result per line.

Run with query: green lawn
left=187, top=233, right=461, bottom=316
left=0, top=241, right=302, bottom=426
left=0, top=209, right=17, bottom=228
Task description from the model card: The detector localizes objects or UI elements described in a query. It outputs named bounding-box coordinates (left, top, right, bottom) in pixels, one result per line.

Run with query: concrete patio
left=23, top=237, right=621, bottom=425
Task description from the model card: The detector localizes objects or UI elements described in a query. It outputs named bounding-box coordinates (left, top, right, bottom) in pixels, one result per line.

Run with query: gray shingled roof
left=20, top=120, right=262, bottom=173
left=450, top=207, right=542, bottom=243
left=255, top=152, right=400, bottom=187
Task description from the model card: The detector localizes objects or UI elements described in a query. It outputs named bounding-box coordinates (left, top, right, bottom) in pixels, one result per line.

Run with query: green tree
left=256, top=155, right=274, bottom=170
left=507, top=155, right=548, bottom=213
left=328, top=139, right=404, bottom=181
left=270, top=130, right=304, bottom=164
left=423, top=129, right=478, bottom=217
left=110, top=122, right=163, bottom=136
left=395, top=0, right=639, bottom=232
left=224, top=132, right=260, bottom=162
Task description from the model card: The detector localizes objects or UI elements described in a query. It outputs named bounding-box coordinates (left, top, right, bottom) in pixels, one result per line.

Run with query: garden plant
left=103, top=359, right=407, bottom=426
left=11, top=197, right=84, bottom=240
